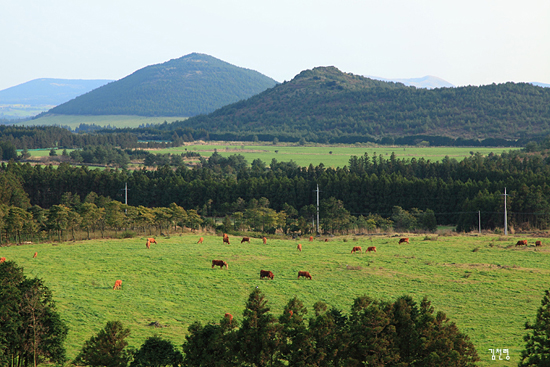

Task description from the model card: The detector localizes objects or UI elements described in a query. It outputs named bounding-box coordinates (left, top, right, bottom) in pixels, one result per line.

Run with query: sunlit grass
left=1, top=233, right=547, bottom=366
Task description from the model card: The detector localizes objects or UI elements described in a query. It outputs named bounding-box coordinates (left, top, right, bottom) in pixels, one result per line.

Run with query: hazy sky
left=1, top=0, right=549, bottom=91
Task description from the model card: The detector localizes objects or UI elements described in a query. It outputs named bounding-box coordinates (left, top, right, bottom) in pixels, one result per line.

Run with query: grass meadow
left=19, top=115, right=187, bottom=129
left=157, top=143, right=516, bottom=168
left=1, top=233, right=548, bottom=366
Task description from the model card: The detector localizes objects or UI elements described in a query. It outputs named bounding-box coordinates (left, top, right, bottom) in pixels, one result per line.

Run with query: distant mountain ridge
left=45, top=53, right=278, bottom=117
left=367, top=75, right=455, bottom=89
left=0, top=78, right=113, bottom=106
left=172, top=66, right=550, bottom=144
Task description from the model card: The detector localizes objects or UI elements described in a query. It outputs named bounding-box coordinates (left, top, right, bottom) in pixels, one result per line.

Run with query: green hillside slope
left=45, top=53, right=278, bottom=117
left=175, top=66, right=550, bottom=143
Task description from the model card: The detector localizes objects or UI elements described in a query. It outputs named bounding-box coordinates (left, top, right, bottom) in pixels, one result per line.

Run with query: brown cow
left=241, top=237, right=251, bottom=244
left=197, top=237, right=204, bottom=244
left=147, top=238, right=157, bottom=244
left=260, top=269, right=274, bottom=280
left=263, top=237, right=267, bottom=244
left=225, top=313, right=233, bottom=324
left=298, top=271, right=312, bottom=280
left=297, top=243, right=302, bottom=252
left=33, top=252, right=37, bottom=258
left=516, top=240, right=528, bottom=247
left=536, top=241, right=543, bottom=247
left=212, top=259, right=228, bottom=269
left=113, top=279, right=122, bottom=290
left=325, top=238, right=328, bottom=242
left=223, top=233, right=230, bottom=245
left=367, top=246, right=377, bottom=252
left=309, top=236, right=313, bottom=242
left=399, top=238, right=409, bottom=244
left=0, top=257, right=5, bottom=263
left=351, top=246, right=362, bottom=254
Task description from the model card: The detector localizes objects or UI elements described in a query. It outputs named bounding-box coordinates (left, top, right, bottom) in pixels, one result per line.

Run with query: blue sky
left=1, top=0, right=549, bottom=90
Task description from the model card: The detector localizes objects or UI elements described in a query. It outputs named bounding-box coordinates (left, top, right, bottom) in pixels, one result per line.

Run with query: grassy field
left=1, top=233, right=548, bottom=366
left=19, top=115, right=187, bottom=129
left=157, top=142, right=517, bottom=167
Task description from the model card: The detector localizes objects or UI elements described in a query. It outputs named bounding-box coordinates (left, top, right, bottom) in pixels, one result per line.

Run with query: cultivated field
left=156, top=143, right=516, bottom=167
left=1, top=233, right=548, bottom=366
left=19, top=115, right=187, bottom=129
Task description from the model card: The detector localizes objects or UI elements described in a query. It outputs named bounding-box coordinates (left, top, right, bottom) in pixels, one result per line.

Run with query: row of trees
left=72, top=288, right=480, bottom=367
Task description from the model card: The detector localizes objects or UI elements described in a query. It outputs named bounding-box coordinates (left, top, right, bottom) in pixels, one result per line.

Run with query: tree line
left=3, top=145, right=550, bottom=233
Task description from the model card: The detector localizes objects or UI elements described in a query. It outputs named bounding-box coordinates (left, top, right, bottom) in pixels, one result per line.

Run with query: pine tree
left=518, top=290, right=550, bottom=366
left=236, top=288, right=282, bottom=367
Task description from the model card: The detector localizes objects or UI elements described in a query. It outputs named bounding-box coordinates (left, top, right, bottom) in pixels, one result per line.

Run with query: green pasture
left=158, top=143, right=517, bottom=168
left=2, top=234, right=549, bottom=365
left=19, top=115, right=187, bottom=129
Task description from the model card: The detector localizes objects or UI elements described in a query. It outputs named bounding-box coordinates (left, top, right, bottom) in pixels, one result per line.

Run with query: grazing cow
left=198, top=237, right=204, bottom=244
left=113, top=279, right=122, bottom=290
left=351, top=246, right=362, bottom=254
left=212, top=259, right=228, bottom=269
left=309, top=236, right=313, bottom=242
left=399, top=238, right=409, bottom=244
left=516, top=240, right=528, bottom=247
left=325, top=238, right=328, bottom=242
left=241, top=237, right=251, bottom=244
left=367, top=246, right=377, bottom=252
left=298, top=271, right=312, bottom=280
left=33, top=252, right=37, bottom=258
left=536, top=241, right=543, bottom=247
left=0, top=257, right=5, bottom=263
left=225, top=313, right=233, bottom=324
left=263, top=237, right=267, bottom=245
left=260, top=269, right=274, bottom=280
left=297, top=243, right=302, bottom=252
left=147, top=238, right=157, bottom=244
left=223, top=233, right=230, bottom=245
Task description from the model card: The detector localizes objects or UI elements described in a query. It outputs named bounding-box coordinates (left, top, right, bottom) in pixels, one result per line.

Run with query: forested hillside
left=173, top=66, right=550, bottom=144
left=45, top=53, right=278, bottom=117
left=2, top=144, right=550, bottom=237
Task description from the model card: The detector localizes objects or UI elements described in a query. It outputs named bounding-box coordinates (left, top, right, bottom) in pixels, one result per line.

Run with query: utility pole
left=478, top=211, right=481, bottom=234
left=503, top=187, right=508, bottom=235
left=120, top=182, right=129, bottom=213
left=316, top=184, right=320, bottom=235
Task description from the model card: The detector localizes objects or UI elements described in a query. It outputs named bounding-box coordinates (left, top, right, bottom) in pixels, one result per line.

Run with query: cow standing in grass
left=260, top=270, right=274, bottom=280
left=367, top=246, right=377, bottom=252
left=198, top=237, right=204, bottom=244
left=241, top=237, right=251, bottom=244
left=297, top=244, right=302, bottom=252
left=399, top=238, right=409, bottom=244
left=113, top=280, right=122, bottom=290
left=351, top=246, right=362, bottom=254
left=298, top=271, right=312, bottom=280
left=223, top=234, right=230, bottom=245
left=212, top=260, right=228, bottom=269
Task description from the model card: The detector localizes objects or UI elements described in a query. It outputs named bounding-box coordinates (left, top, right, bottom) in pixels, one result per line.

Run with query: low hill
left=173, top=66, right=550, bottom=144
left=45, top=53, right=278, bottom=117
left=0, top=78, right=113, bottom=106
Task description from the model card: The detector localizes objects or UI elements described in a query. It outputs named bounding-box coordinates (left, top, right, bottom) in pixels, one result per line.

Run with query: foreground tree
left=0, top=261, right=68, bottom=367
left=73, top=321, right=132, bottom=367
left=518, top=290, right=550, bottom=366
left=130, top=336, right=183, bottom=367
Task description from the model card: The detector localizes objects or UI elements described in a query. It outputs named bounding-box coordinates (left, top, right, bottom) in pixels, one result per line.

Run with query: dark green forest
left=45, top=53, right=278, bottom=117
left=172, top=66, right=550, bottom=144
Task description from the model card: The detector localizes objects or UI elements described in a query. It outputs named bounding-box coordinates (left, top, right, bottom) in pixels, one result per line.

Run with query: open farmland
left=20, top=115, right=186, bottom=129
left=1, top=233, right=549, bottom=366
left=155, top=143, right=517, bottom=167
